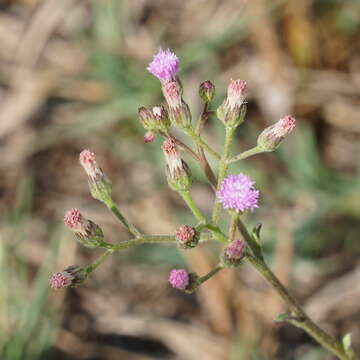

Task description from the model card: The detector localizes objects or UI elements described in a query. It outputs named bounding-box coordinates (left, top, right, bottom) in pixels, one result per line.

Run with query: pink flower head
left=175, top=225, right=198, bottom=248
left=257, top=115, right=296, bottom=151
left=143, top=131, right=155, bottom=143
left=216, top=173, right=260, bottom=212
left=168, top=269, right=189, bottom=290
left=147, top=48, right=179, bottom=82
left=225, top=239, right=246, bottom=260
left=79, top=149, right=103, bottom=180
left=49, top=271, right=74, bottom=289
left=227, top=79, right=247, bottom=110
left=64, top=208, right=84, bottom=232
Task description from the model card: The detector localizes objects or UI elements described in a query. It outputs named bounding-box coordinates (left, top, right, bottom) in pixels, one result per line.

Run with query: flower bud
left=175, top=225, right=199, bottom=249
left=257, top=115, right=296, bottom=152
left=216, top=79, right=247, bottom=128
left=221, top=239, right=246, bottom=267
left=64, top=208, right=105, bottom=248
left=168, top=269, right=199, bottom=293
left=199, top=80, right=215, bottom=103
left=162, top=137, right=192, bottom=192
left=138, top=105, right=170, bottom=133
left=143, top=131, right=155, bottom=143
left=49, top=265, right=87, bottom=289
left=162, top=80, right=192, bottom=129
left=79, top=150, right=112, bottom=203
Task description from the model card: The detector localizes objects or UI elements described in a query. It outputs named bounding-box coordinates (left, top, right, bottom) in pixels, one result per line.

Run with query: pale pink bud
left=144, top=131, right=155, bottom=143
left=175, top=225, right=199, bottom=249
left=64, top=208, right=105, bottom=248
left=257, top=115, right=296, bottom=151
left=216, top=79, right=247, bottom=128
left=162, top=138, right=192, bottom=191
left=79, top=149, right=103, bottom=181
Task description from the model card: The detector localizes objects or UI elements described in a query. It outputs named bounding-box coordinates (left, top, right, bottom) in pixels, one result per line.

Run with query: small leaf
left=251, top=223, right=262, bottom=244
left=273, top=312, right=291, bottom=323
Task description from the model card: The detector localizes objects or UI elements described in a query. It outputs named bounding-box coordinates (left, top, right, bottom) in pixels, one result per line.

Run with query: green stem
left=228, top=212, right=238, bottom=242
left=179, top=190, right=207, bottom=224
left=237, top=218, right=263, bottom=259
left=245, top=254, right=350, bottom=360
left=227, top=146, right=264, bottom=164
left=106, top=200, right=141, bottom=238
left=185, top=127, right=221, bottom=160
left=197, top=223, right=228, bottom=243
left=111, top=235, right=176, bottom=251
left=196, top=264, right=224, bottom=286
left=212, top=126, right=235, bottom=225
left=85, top=250, right=112, bottom=274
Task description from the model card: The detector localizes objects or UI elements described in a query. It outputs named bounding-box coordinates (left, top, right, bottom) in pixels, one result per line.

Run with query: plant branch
left=212, top=126, right=235, bottom=225
left=106, top=200, right=141, bottom=238
left=227, top=145, right=264, bottom=164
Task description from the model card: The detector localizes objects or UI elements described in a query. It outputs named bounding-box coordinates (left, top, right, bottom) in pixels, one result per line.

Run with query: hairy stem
left=185, top=127, right=221, bottom=160
left=196, top=264, right=224, bottom=286
left=228, top=212, right=238, bottom=242
left=228, top=145, right=264, bottom=164
left=179, top=190, right=207, bottom=224
left=106, top=200, right=141, bottom=238
left=245, top=254, right=351, bottom=360
left=212, top=126, right=235, bottom=225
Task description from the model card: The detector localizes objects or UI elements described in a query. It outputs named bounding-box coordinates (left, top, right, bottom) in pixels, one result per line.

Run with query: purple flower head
left=168, top=269, right=189, bottom=290
left=147, top=48, right=179, bottom=82
left=216, top=173, right=260, bottom=212
left=225, top=239, right=246, bottom=260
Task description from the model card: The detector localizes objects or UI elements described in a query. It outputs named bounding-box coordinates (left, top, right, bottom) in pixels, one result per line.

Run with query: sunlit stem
left=212, top=126, right=235, bottom=225
left=227, top=145, right=264, bottom=164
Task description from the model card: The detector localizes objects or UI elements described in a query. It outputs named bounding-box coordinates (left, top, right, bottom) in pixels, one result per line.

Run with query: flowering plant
left=50, top=49, right=354, bottom=359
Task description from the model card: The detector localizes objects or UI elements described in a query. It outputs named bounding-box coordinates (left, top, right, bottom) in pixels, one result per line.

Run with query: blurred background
left=1, top=0, right=360, bottom=359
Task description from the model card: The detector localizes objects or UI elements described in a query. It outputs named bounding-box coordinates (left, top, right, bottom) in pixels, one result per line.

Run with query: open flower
left=147, top=48, right=179, bottom=83
left=216, top=173, right=259, bottom=212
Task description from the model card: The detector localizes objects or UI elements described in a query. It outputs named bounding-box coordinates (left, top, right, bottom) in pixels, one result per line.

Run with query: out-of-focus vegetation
left=0, top=0, right=359, bottom=359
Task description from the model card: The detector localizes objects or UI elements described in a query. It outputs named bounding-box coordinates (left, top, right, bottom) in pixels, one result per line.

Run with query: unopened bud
left=162, top=138, right=192, bottom=191
left=168, top=269, right=199, bottom=293
left=162, top=80, right=192, bottom=129
left=144, top=131, right=155, bottom=143
left=217, top=79, right=247, bottom=128
left=221, top=239, right=246, bottom=267
left=49, top=265, right=87, bottom=289
left=175, top=225, right=199, bottom=249
left=257, top=115, right=296, bottom=152
left=199, top=80, right=215, bottom=103
left=138, top=105, right=170, bottom=133
left=64, top=208, right=105, bottom=248
left=79, top=150, right=112, bottom=203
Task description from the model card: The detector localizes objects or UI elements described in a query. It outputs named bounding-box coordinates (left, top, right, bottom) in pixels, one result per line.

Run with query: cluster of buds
left=217, top=79, right=247, bottom=128
left=162, top=137, right=192, bottom=192
left=138, top=105, right=170, bottom=141
left=221, top=239, right=247, bottom=267
left=257, top=115, right=296, bottom=152
left=175, top=225, right=199, bottom=249
left=49, top=265, right=87, bottom=289
left=79, top=149, right=112, bottom=204
left=64, top=208, right=106, bottom=248
left=146, top=48, right=191, bottom=129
